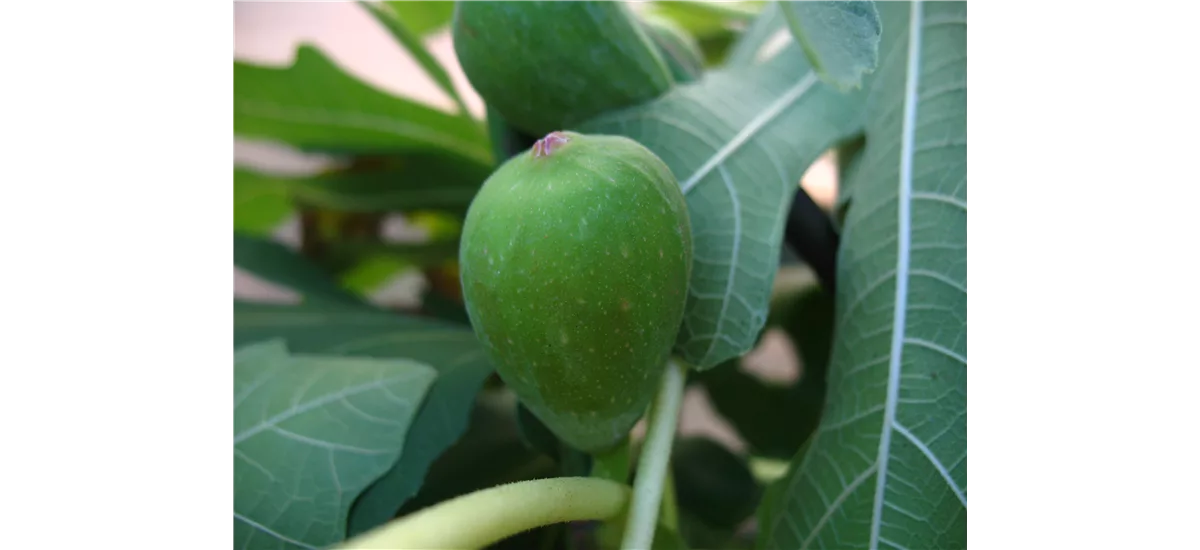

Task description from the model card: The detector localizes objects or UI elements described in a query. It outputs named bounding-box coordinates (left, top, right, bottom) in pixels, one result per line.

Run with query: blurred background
left=234, top=0, right=833, bottom=456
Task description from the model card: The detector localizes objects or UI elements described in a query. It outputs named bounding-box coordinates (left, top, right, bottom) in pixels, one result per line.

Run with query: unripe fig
left=452, top=1, right=674, bottom=137
left=459, top=131, right=693, bottom=453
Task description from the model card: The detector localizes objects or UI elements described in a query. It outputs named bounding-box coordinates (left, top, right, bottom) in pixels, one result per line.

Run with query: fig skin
left=459, top=131, right=693, bottom=453
left=452, top=1, right=674, bottom=137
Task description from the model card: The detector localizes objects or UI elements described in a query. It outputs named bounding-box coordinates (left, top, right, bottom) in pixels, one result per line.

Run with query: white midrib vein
left=681, top=70, right=818, bottom=366
left=679, top=71, right=818, bottom=195
left=867, top=3, right=923, bottom=550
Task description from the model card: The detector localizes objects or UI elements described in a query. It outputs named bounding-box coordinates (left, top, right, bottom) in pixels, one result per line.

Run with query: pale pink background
left=234, top=1, right=825, bottom=453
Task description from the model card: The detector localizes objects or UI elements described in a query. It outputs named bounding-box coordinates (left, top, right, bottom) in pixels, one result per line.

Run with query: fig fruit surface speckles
left=459, top=131, right=692, bottom=452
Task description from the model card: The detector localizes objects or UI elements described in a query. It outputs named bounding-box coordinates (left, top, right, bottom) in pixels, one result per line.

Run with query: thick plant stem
left=338, top=477, right=629, bottom=550
left=620, top=360, right=687, bottom=550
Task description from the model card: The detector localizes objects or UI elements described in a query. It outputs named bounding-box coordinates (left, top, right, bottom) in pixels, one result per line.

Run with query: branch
left=620, top=360, right=687, bottom=550
left=337, top=477, right=629, bottom=550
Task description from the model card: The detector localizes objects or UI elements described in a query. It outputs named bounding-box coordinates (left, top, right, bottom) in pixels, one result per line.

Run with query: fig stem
left=620, top=359, right=687, bottom=550
left=335, top=477, right=629, bottom=550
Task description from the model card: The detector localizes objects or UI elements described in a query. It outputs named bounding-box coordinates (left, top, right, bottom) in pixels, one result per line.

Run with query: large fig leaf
left=578, top=40, right=867, bottom=370
left=234, top=45, right=491, bottom=166
left=232, top=301, right=495, bottom=538
left=233, top=339, right=436, bottom=550
left=757, top=3, right=967, bottom=548
left=780, top=1, right=882, bottom=90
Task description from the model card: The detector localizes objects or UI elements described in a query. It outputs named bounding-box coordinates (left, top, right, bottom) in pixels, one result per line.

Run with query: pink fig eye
left=532, top=131, right=571, bottom=157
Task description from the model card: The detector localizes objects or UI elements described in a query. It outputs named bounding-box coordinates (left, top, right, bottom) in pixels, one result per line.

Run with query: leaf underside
left=757, top=2, right=967, bottom=549
left=233, top=339, right=437, bottom=550
left=579, top=38, right=867, bottom=370
left=232, top=302, right=495, bottom=539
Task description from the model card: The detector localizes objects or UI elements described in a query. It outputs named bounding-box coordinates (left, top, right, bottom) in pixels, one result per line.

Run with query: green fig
left=459, top=131, right=693, bottom=453
left=452, top=1, right=674, bottom=137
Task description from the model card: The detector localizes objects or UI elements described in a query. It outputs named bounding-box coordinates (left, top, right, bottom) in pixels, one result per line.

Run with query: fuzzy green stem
left=338, top=477, right=629, bottom=550
left=620, top=360, right=686, bottom=550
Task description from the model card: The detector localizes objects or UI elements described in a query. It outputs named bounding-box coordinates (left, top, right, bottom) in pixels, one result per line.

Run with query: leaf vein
left=680, top=72, right=818, bottom=194
left=799, top=464, right=879, bottom=550
left=340, top=396, right=405, bottom=428
left=911, top=191, right=966, bottom=211
left=910, top=268, right=966, bottom=294
left=698, top=165, right=743, bottom=366
left=234, top=373, right=422, bottom=444
left=234, top=448, right=276, bottom=482
left=265, top=426, right=392, bottom=456
left=868, top=4, right=924, bottom=550
left=903, top=337, right=966, bottom=366
left=234, top=511, right=319, bottom=550
left=895, top=422, right=967, bottom=507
